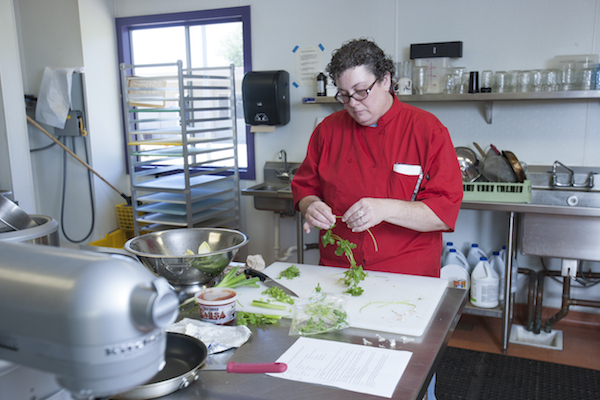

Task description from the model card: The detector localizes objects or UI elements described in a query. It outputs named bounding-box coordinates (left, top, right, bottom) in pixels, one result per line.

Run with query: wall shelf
left=302, top=90, right=600, bottom=124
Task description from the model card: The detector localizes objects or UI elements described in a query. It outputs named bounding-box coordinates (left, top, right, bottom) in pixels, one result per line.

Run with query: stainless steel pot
left=0, top=195, right=38, bottom=231
left=0, top=215, right=59, bottom=246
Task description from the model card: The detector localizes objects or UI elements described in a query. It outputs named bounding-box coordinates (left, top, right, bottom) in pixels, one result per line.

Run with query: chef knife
left=244, top=268, right=299, bottom=297
left=203, top=361, right=287, bottom=373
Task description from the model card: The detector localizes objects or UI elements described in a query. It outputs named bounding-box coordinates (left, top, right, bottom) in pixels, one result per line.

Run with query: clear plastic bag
left=289, top=289, right=350, bottom=336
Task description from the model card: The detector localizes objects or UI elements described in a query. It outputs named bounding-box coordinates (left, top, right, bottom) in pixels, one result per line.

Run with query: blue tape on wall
left=292, top=45, right=299, bottom=53
left=293, top=82, right=299, bottom=88
left=318, top=43, right=324, bottom=51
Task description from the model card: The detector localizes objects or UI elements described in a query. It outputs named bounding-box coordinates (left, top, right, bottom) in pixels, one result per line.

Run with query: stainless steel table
left=158, top=288, right=467, bottom=400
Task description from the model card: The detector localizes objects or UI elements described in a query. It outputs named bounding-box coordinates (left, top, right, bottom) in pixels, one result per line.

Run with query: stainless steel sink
left=522, top=164, right=600, bottom=262
left=241, top=161, right=300, bottom=212
left=243, top=182, right=293, bottom=212
left=243, top=182, right=291, bottom=196
left=531, top=189, right=600, bottom=208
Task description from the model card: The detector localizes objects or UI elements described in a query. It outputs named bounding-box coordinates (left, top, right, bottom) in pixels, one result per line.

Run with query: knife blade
left=244, top=268, right=299, bottom=297
left=203, top=361, right=287, bottom=373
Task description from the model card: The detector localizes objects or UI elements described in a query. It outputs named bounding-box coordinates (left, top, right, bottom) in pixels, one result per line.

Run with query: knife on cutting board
left=203, top=361, right=287, bottom=373
left=244, top=268, right=299, bottom=297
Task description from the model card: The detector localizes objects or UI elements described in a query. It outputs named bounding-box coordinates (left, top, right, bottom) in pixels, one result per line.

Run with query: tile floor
left=447, top=304, right=600, bottom=371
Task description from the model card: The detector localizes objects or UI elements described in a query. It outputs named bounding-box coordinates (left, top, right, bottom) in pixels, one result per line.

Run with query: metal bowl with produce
left=124, top=228, right=248, bottom=297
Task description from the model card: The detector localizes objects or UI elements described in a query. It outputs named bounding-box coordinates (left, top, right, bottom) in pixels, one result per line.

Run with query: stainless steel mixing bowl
left=455, top=146, right=481, bottom=182
left=124, top=228, right=249, bottom=288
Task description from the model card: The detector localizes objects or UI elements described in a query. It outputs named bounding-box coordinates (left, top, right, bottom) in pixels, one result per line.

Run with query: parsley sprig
left=321, top=220, right=377, bottom=296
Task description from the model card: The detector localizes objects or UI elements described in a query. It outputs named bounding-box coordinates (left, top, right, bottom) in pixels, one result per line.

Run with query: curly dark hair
left=325, top=38, right=395, bottom=89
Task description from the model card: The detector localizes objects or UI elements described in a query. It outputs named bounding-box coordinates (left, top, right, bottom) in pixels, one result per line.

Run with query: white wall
left=2, top=0, right=600, bottom=311
left=12, top=0, right=126, bottom=246
left=0, top=0, right=35, bottom=211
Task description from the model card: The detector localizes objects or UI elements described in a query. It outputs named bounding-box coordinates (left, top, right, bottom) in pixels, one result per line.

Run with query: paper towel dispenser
left=242, top=70, right=290, bottom=126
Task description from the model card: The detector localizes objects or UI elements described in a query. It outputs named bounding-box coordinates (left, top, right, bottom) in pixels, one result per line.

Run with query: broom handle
left=26, top=115, right=128, bottom=201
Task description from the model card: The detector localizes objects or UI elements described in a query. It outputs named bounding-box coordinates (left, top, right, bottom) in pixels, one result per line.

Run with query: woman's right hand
left=299, top=196, right=336, bottom=233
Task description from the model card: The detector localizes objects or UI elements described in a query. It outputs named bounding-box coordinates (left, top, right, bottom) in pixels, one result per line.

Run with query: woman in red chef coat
left=291, top=38, right=463, bottom=278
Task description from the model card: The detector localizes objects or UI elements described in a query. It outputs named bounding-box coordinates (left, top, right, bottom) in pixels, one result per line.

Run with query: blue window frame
left=115, top=6, right=255, bottom=180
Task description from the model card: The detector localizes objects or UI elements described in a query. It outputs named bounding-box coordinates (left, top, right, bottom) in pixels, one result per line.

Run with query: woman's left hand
left=342, top=198, right=383, bottom=232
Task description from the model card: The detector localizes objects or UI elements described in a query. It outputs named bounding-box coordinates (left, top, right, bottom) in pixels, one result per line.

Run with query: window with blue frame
left=115, top=6, right=255, bottom=180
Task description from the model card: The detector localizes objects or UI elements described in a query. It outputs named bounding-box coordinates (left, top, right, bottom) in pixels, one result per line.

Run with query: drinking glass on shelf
left=544, top=69, right=558, bottom=91
left=493, top=71, right=508, bottom=93
left=517, top=70, right=532, bottom=92
left=581, top=68, right=595, bottom=90
left=414, top=66, right=430, bottom=95
left=396, top=61, right=413, bottom=95
left=481, top=70, right=493, bottom=92
left=558, top=61, right=577, bottom=90
left=531, top=69, right=544, bottom=92
left=441, top=73, right=455, bottom=94
left=507, top=70, right=520, bottom=92
left=452, top=67, right=466, bottom=93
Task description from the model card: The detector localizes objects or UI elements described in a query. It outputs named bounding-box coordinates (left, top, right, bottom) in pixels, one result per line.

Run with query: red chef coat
left=291, top=96, right=463, bottom=277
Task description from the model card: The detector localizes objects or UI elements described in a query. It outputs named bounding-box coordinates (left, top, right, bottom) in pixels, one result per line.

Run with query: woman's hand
left=343, top=197, right=450, bottom=233
left=342, top=198, right=383, bottom=232
left=299, top=196, right=336, bottom=233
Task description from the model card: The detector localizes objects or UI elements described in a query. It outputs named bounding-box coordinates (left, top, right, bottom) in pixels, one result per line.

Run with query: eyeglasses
left=334, top=79, right=378, bottom=104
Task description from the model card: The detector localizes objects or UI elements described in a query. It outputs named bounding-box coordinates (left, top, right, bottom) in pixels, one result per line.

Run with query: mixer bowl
left=124, top=228, right=248, bottom=288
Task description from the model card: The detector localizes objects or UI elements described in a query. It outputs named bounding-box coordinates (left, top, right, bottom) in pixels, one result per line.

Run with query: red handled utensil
left=203, top=361, right=288, bottom=373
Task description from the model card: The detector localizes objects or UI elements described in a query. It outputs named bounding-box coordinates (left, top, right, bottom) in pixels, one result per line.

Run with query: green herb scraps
left=236, top=311, right=282, bottom=326
left=262, top=286, right=295, bottom=304
left=251, top=300, right=287, bottom=310
left=290, top=288, right=349, bottom=335
left=214, top=266, right=260, bottom=288
left=277, top=264, right=300, bottom=279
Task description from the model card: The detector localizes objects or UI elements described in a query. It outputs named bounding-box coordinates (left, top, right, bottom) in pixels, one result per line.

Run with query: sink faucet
left=277, top=149, right=290, bottom=179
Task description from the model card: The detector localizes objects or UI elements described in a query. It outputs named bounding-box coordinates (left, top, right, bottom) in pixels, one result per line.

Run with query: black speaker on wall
left=242, top=70, right=290, bottom=126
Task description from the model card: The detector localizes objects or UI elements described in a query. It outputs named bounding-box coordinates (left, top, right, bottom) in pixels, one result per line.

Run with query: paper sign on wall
left=295, top=46, right=322, bottom=86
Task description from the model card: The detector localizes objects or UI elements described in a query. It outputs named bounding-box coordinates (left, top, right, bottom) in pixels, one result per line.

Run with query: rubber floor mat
left=435, top=347, right=600, bottom=400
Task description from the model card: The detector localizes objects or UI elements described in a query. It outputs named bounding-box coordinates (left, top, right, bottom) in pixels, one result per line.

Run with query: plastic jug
left=441, top=241, right=455, bottom=266
left=443, top=249, right=469, bottom=271
left=490, top=251, right=506, bottom=303
left=470, top=257, right=499, bottom=308
left=467, top=244, right=487, bottom=273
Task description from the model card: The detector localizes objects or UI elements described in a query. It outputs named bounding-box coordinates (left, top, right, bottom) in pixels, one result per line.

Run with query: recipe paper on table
left=268, top=337, right=412, bottom=398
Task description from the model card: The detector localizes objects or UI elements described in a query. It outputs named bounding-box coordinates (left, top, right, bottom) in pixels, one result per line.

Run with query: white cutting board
left=234, top=262, right=448, bottom=337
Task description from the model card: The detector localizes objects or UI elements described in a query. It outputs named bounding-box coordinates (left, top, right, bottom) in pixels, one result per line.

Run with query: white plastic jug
left=443, top=249, right=469, bottom=271
left=470, top=257, right=499, bottom=308
left=490, top=251, right=506, bottom=303
left=467, top=244, right=487, bottom=273
left=441, top=241, right=455, bottom=266
left=498, top=245, right=518, bottom=293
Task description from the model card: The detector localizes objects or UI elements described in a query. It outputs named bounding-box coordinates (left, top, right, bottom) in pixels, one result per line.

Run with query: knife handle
left=226, top=361, right=287, bottom=374
left=244, top=268, right=268, bottom=282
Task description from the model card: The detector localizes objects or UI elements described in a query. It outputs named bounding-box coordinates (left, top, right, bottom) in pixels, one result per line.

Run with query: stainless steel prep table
left=460, top=200, right=600, bottom=353
left=159, top=287, right=467, bottom=400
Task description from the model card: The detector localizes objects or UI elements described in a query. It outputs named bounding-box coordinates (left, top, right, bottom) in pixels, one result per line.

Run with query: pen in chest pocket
left=392, top=163, right=423, bottom=201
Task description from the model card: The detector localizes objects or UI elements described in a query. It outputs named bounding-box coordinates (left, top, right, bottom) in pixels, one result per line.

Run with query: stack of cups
left=493, top=71, right=508, bottom=93
left=396, top=61, right=413, bottom=95
left=480, top=70, right=493, bottom=92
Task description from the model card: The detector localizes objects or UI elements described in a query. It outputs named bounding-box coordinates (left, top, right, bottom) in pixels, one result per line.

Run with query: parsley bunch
left=321, top=222, right=373, bottom=296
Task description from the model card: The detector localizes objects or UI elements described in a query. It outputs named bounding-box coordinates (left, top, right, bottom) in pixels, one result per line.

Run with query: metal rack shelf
left=120, top=61, right=241, bottom=235
left=302, top=90, right=600, bottom=123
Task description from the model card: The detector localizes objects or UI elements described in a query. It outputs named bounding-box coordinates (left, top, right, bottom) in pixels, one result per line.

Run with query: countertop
left=153, top=287, right=467, bottom=400
left=265, top=187, right=600, bottom=217
left=461, top=199, right=600, bottom=217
